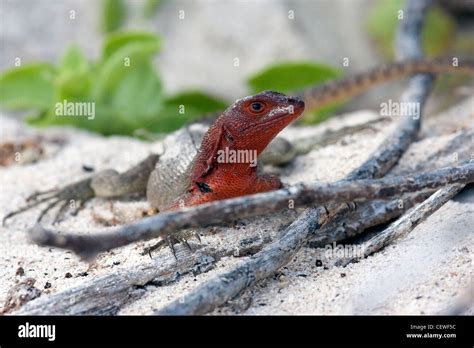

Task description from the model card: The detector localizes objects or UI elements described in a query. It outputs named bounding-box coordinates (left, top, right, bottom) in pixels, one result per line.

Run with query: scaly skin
left=164, top=91, right=305, bottom=210
left=296, top=58, right=474, bottom=110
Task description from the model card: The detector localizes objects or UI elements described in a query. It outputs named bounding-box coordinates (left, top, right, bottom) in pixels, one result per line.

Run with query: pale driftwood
left=156, top=0, right=438, bottom=315
left=14, top=231, right=272, bottom=315
left=336, top=184, right=466, bottom=267
left=307, top=190, right=434, bottom=247
left=309, top=126, right=473, bottom=245
left=29, top=163, right=473, bottom=259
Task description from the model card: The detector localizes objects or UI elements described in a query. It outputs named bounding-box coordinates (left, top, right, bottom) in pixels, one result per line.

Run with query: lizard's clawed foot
left=3, top=177, right=95, bottom=226
left=141, top=239, right=167, bottom=258
left=142, top=231, right=202, bottom=259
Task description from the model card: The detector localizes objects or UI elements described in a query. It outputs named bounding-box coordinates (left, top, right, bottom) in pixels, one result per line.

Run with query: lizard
left=148, top=91, right=305, bottom=211
left=3, top=57, right=474, bottom=227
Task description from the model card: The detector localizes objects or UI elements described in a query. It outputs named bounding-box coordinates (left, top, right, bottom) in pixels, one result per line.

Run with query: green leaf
left=423, top=8, right=455, bottom=55
left=164, top=91, right=228, bottom=114
left=146, top=91, right=229, bottom=133
left=25, top=34, right=164, bottom=136
left=109, top=62, right=163, bottom=125
left=59, top=45, right=88, bottom=73
left=55, top=45, right=92, bottom=99
left=55, top=71, right=92, bottom=101
left=0, top=63, right=55, bottom=110
left=143, top=104, right=195, bottom=133
left=92, top=41, right=160, bottom=101
left=28, top=104, right=132, bottom=136
left=2, top=29, right=228, bottom=136
left=248, top=61, right=342, bottom=94
left=32, top=64, right=163, bottom=136
left=300, top=102, right=345, bottom=125
left=144, top=0, right=161, bottom=19
left=102, top=0, right=126, bottom=33
left=103, top=32, right=161, bottom=59
left=366, top=0, right=455, bottom=58
left=96, top=42, right=163, bottom=134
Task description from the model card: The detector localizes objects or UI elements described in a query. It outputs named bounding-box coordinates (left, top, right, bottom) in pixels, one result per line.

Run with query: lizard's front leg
left=3, top=154, right=159, bottom=225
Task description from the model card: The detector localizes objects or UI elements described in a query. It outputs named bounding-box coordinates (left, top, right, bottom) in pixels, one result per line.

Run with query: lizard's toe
left=3, top=177, right=95, bottom=225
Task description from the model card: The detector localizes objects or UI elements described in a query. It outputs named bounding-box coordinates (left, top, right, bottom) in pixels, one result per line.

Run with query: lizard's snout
left=287, top=96, right=305, bottom=113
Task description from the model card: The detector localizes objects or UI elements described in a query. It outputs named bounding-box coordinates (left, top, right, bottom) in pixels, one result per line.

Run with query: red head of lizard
left=168, top=90, right=305, bottom=209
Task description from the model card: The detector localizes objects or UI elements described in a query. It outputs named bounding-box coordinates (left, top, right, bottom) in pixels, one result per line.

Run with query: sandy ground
left=0, top=97, right=472, bottom=315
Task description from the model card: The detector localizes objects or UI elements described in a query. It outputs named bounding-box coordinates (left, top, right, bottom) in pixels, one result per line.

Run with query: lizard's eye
left=249, top=102, right=266, bottom=114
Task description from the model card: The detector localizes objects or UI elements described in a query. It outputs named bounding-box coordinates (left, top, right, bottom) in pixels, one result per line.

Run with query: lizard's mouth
left=261, top=97, right=305, bottom=124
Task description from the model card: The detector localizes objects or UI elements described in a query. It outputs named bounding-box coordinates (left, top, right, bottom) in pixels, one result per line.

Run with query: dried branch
left=15, top=231, right=272, bottom=315
left=337, top=184, right=466, bottom=266
left=307, top=190, right=434, bottom=247
left=156, top=0, right=438, bottom=315
left=309, top=126, right=473, bottom=245
left=29, top=163, right=473, bottom=259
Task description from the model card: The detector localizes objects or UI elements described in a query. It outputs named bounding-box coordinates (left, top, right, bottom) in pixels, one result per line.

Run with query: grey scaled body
left=146, top=123, right=295, bottom=210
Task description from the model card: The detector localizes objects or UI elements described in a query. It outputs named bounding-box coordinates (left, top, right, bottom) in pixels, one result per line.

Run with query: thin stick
left=337, top=184, right=466, bottom=266
left=307, top=190, right=434, bottom=247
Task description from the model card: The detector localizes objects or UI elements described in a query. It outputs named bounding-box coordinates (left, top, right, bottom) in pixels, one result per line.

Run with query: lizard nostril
left=288, top=97, right=305, bottom=109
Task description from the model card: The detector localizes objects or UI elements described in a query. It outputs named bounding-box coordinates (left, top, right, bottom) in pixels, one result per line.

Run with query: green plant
left=0, top=32, right=228, bottom=136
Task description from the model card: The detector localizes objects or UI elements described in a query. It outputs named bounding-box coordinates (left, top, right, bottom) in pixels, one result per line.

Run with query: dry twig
left=336, top=184, right=466, bottom=266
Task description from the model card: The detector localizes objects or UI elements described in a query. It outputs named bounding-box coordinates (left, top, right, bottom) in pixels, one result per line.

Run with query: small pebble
left=82, top=164, right=95, bottom=172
